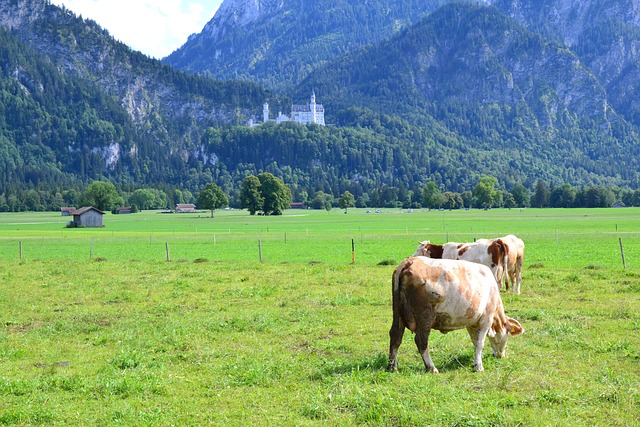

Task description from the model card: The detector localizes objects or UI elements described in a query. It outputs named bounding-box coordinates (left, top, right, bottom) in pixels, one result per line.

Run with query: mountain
left=168, top=0, right=640, bottom=128
left=215, top=4, right=639, bottom=192
left=163, top=0, right=462, bottom=90
left=0, top=0, right=279, bottom=192
left=494, top=0, right=640, bottom=125
left=301, top=4, right=609, bottom=126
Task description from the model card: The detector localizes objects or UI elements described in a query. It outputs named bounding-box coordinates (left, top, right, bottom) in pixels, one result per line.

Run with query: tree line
left=1, top=174, right=637, bottom=215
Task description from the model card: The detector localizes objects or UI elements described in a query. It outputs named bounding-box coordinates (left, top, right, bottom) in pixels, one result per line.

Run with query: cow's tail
left=393, top=258, right=416, bottom=331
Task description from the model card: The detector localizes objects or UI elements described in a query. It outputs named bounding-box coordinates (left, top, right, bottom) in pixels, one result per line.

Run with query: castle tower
left=263, top=102, right=269, bottom=123
left=310, top=91, right=317, bottom=124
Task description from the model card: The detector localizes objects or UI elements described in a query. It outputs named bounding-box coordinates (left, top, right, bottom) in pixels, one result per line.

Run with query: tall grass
left=0, top=208, right=639, bottom=425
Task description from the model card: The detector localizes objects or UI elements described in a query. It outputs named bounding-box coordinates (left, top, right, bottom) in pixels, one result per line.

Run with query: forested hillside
left=0, top=0, right=282, bottom=194
left=292, top=4, right=639, bottom=186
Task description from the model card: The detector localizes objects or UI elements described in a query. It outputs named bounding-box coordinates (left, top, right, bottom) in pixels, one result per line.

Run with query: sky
left=50, top=0, right=224, bottom=59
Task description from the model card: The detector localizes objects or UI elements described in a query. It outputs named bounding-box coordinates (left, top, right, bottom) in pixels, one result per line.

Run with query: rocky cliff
left=164, top=0, right=452, bottom=89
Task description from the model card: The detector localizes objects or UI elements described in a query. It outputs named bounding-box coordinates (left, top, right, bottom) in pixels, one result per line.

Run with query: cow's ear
left=507, top=318, right=523, bottom=336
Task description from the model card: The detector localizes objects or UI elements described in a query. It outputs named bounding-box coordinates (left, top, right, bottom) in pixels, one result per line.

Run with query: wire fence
left=1, top=230, right=638, bottom=269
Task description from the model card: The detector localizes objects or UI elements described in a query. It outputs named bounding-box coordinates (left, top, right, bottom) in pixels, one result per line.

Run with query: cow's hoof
left=429, top=367, right=439, bottom=374
left=386, top=364, right=398, bottom=373
left=474, top=365, right=484, bottom=372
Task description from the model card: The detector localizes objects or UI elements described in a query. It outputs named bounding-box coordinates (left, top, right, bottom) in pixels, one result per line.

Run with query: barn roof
left=73, top=206, right=105, bottom=216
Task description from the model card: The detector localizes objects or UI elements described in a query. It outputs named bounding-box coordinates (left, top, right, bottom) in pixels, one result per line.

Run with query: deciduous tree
left=81, top=181, right=120, bottom=211
left=339, top=191, right=355, bottom=213
left=473, top=176, right=499, bottom=208
left=258, top=173, right=291, bottom=215
left=198, top=183, right=228, bottom=218
left=240, top=175, right=264, bottom=215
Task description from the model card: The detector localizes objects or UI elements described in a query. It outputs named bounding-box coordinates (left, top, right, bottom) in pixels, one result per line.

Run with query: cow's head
left=413, top=241, right=430, bottom=257
left=487, top=317, right=523, bottom=358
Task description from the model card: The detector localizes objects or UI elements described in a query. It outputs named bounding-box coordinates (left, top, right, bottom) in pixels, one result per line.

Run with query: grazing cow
left=413, top=239, right=509, bottom=284
left=387, top=257, right=523, bottom=373
left=497, top=234, right=525, bottom=294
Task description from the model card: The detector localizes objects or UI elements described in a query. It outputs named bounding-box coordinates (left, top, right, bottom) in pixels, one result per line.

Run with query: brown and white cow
left=497, top=234, right=525, bottom=294
left=387, top=257, right=523, bottom=373
left=413, top=239, right=509, bottom=284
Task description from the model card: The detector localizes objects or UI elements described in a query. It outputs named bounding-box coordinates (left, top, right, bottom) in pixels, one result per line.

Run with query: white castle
left=262, top=92, right=325, bottom=126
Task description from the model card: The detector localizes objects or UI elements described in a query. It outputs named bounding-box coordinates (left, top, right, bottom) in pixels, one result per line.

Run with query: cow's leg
left=507, top=269, right=515, bottom=292
left=467, top=326, right=487, bottom=372
left=515, top=255, right=523, bottom=294
left=387, top=315, right=405, bottom=372
left=415, top=311, right=438, bottom=373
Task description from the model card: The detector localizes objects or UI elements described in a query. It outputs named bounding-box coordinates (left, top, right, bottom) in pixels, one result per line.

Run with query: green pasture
left=0, top=208, right=639, bottom=425
left=0, top=207, right=639, bottom=268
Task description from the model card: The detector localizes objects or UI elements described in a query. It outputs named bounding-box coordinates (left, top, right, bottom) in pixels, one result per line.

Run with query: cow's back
left=397, top=257, right=500, bottom=333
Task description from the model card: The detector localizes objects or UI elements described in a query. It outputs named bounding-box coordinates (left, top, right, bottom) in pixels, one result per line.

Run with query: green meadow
left=0, top=208, right=639, bottom=426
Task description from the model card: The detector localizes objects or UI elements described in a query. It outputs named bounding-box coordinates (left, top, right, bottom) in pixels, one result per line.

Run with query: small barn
left=115, top=206, right=132, bottom=214
left=61, top=207, right=76, bottom=216
left=72, top=206, right=105, bottom=227
left=176, top=203, right=196, bottom=213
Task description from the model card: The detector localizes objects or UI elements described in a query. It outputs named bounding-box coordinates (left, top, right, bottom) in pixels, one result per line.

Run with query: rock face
left=297, top=3, right=610, bottom=130
left=206, top=0, right=284, bottom=34
left=164, top=0, right=450, bottom=89
left=493, top=0, right=640, bottom=123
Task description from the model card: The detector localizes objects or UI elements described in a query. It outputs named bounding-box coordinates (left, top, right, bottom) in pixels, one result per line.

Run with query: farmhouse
left=176, top=203, right=196, bottom=213
left=72, top=206, right=104, bottom=227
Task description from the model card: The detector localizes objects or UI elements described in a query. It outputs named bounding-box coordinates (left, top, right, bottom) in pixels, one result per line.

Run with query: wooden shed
left=72, top=206, right=105, bottom=227
left=61, top=207, right=76, bottom=216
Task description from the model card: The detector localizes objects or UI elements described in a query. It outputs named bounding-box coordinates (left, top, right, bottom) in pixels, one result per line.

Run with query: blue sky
left=51, top=0, right=223, bottom=58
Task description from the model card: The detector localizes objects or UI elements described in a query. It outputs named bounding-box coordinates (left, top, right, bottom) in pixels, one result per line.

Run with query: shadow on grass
left=393, top=351, right=474, bottom=374
left=311, top=353, right=389, bottom=379
left=312, top=351, right=475, bottom=379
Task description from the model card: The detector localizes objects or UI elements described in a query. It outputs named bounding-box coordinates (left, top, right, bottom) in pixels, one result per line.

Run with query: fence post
left=19, top=241, right=22, bottom=260
left=352, top=239, right=355, bottom=264
left=258, top=239, right=263, bottom=263
left=619, top=238, right=626, bottom=269
left=165, top=242, right=170, bottom=262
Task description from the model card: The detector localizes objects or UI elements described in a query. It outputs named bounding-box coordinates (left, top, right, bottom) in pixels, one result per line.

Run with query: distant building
left=176, top=203, right=196, bottom=213
left=261, top=92, right=325, bottom=126
left=290, top=202, right=305, bottom=209
left=61, top=207, right=76, bottom=216
left=115, top=207, right=132, bottom=214
left=72, top=206, right=104, bottom=227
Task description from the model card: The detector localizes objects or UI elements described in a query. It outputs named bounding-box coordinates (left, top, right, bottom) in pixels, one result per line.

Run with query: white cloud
left=51, top=0, right=221, bottom=58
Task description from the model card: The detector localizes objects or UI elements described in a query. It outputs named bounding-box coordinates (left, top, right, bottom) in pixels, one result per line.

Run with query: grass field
left=0, top=208, right=639, bottom=426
